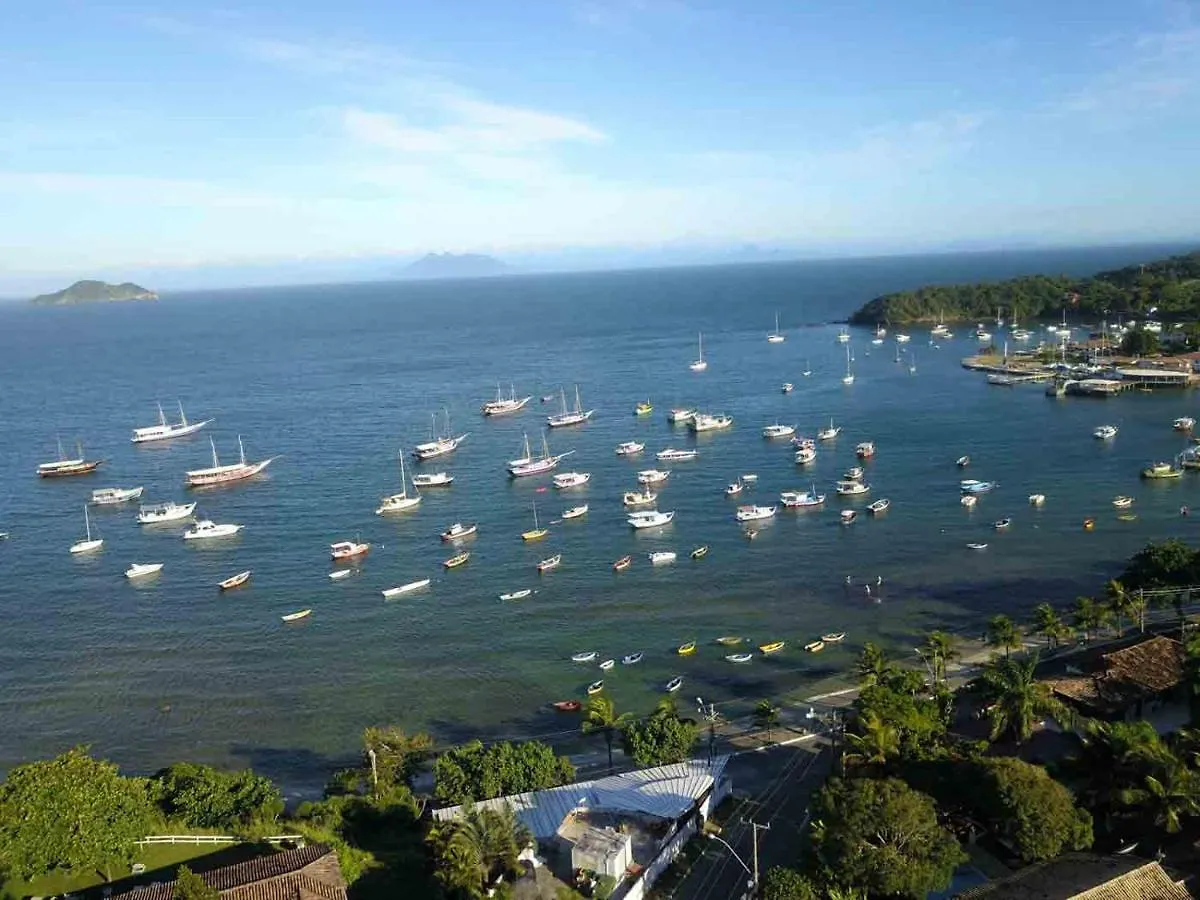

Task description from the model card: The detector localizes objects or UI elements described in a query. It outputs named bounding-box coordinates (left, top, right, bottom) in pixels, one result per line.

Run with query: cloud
left=342, top=108, right=452, bottom=153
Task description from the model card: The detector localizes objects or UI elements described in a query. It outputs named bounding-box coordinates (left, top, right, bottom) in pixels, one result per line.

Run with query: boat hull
left=131, top=419, right=212, bottom=444
left=39, top=460, right=102, bottom=478
left=186, top=457, right=274, bottom=487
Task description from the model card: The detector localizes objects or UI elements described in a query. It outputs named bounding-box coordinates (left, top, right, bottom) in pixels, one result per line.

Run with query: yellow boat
left=715, top=636, right=742, bottom=646
left=522, top=503, right=548, bottom=541
left=759, top=641, right=786, bottom=654
left=444, top=552, right=470, bottom=569
left=1142, top=462, right=1182, bottom=479
left=677, top=641, right=696, bottom=655
left=635, top=401, right=653, bottom=416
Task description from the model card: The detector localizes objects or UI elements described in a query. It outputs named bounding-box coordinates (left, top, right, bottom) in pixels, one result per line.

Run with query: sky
left=1, top=0, right=1199, bottom=292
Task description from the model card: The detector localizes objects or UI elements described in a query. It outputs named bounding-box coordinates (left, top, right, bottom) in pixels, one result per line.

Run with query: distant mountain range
left=400, top=253, right=512, bottom=280
left=31, top=279, right=158, bottom=306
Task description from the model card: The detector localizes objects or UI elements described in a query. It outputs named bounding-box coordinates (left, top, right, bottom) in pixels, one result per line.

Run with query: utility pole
left=367, top=748, right=378, bottom=792
left=742, top=817, right=770, bottom=893
left=697, top=697, right=721, bottom=768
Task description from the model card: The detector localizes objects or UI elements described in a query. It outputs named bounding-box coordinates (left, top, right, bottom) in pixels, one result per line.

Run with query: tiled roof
left=111, top=845, right=343, bottom=900
left=1046, top=637, right=1185, bottom=714
left=957, top=854, right=1191, bottom=899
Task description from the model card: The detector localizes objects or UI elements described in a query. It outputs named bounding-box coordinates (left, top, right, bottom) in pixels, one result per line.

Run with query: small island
left=30, top=279, right=158, bottom=306
left=401, top=253, right=511, bottom=280
left=849, top=249, right=1200, bottom=325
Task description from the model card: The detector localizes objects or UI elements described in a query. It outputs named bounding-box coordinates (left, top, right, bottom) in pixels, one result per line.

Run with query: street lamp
left=697, top=697, right=721, bottom=767
left=704, top=833, right=756, bottom=894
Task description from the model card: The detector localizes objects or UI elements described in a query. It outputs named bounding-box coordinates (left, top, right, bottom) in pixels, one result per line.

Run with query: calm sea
left=1, top=244, right=1197, bottom=793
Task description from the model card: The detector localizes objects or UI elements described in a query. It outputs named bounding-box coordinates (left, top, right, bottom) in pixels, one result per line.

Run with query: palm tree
left=844, top=710, right=900, bottom=767
left=652, top=696, right=679, bottom=720
left=1105, top=579, right=1139, bottom=637
left=1067, top=719, right=1169, bottom=829
left=855, top=642, right=893, bottom=686
left=1073, top=595, right=1108, bottom=643
left=753, top=699, right=780, bottom=743
left=977, top=652, right=1069, bottom=743
left=583, top=694, right=633, bottom=774
left=430, top=803, right=531, bottom=898
left=921, top=630, right=959, bottom=683
left=1031, top=603, right=1065, bottom=650
left=1128, top=763, right=1200, bottom=834
left=986, top=614, right=1023, bottom=659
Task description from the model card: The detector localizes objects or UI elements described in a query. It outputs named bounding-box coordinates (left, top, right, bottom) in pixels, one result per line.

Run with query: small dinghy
left=1112, top=496, right=1134, bottom=509
left=1083, top=518, right=1096, bottom=530
left=741, top=474, right=758, bottom=483
left=1029, top=494, right=1046, bottom=506
left=691, top=545, right=709, bottom=559
left=840, top=510, right=857, bottom=524
left=956, top=456, right=970, bottom=467
left=993, top=518, right=1011, bottom=530
left=622, top=652, right=644, bottom=665
left=649, top=551, right=677, bottom=565
left=599, top=659, right=616, bottom=671
left=804, top=640, right=826, bottom=653
left=382, top=578, right=431, bottom=599
left=726, top=653, right=753, bottom=663
left=443, top=551, right=470, bottom=569
left=281, top=609, right=311, bottom=623
left=961, top=495, right=978, bottom=507
left=219, top=570, right=252, bottom=590
left=553, top=700, right=582, bottom=712
left=665, top=676, right=684, bottom=693
left=821, top=632, right=846, bottom=643
left=538, top=554, right=562, bottom=572
left=677, top=641, right=697, bottom=655
left=613, top=555, right=633, bottom=571
left=572, top=651, right=598, bottom=663
left=499, top=589, right=533, bottom=601
left=716, top=636, right=742, bottom=646
left=125, top=562, right=163, bottom=580
left=867, top=498, right=890, bottom=515
left=329, top=568, right=357, bottom=581
left=967, top=542, right=989, bottom=550
left=331, top=540, right=370, bottom=560
left=587, top=680, right=605, bottom=695
left=562, top=505, right=589, bottom=520
left=759, top=641, right=785, bottom=654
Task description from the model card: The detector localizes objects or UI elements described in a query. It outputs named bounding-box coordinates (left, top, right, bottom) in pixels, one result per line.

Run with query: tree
left=754, top=700, right=781, bottom=743
left=1122, top=539, right=1200, bottom=590
left=1062, top=719, right=1171, bottom=836
left=854, top=642, right=892, bottom=686
left=921, top=631, right=959, bottom=683
left=1031, top=603, right=1066, bottom=650
left=1072, top=595, right=1109, bottom=643
left=153, top=763, right=282, bottom=830
left=853, top=681, right=947, bottom=758
left=761, top=867, right=821, bottom=900
left=428, top=803, right=531, bottom=898
left=0, top=746, right=155, bottom=882
left=1120, top=327, right=1159, bottom=357
left=844, top=710, right=900, bottom=768
left=976, top=653, right=1069, bottom=743
left=986, top=614, right=1023, bottom=659
left=1105, top=579, right=1139, bottom=637
left=174, top=865, right=220, bottom=900
left=972, top=758, right=1092, bottom=862
left=621, top=711, right=699, bottom=767
left=582, top=695, right=633, bottom=775
left=433, top=740, right=575, bottom=807
left=810, top=777, right=965, bottom=898
left=362, top=726, right=433, bottom=792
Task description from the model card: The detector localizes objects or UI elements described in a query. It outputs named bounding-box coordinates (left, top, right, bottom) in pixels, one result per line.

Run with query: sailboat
left=767, top=313, right=785, bottom=343
left=131, top=401, right=213, bottom=443
left=522, top=502, right=548, bottom=541
left=185, top=436, right=275, bottom=487
left=481, top=383, right=532, bottom=416
left=376, top=451, right=422, bottom=514
left=69, top=505, right=103, bottom=554
left=546, top=385, right=594, bottom=428
left=689, top=332, right=707, bottom=371
left=37, top=438, right=102, bottom=478
left=413, top=410, right=468, bottom=459
left=802, top=359, right=812, bottom=377
left=908, top=352, right=917, bottom=374
left=842, top=344, right=855, bottom=385
left=508, top=433, right=574, bottom=477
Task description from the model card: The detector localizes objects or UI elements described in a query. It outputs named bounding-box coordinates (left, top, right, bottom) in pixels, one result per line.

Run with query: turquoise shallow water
left=1, top=244, right=1198, bottom=792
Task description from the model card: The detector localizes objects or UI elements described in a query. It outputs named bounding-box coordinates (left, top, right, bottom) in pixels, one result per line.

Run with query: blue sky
left=2, top=0, right=1199, bottom=291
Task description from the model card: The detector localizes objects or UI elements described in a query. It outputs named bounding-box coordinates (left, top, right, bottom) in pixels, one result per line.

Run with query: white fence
left=136, top=834, right=303, bottom=846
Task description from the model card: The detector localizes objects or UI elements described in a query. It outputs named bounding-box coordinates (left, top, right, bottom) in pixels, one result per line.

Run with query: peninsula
left=849, top=249, right=1200, bottom=325
left=31, top=280, right=158, bottom=306
left=400, top=253, right=511, bottom=280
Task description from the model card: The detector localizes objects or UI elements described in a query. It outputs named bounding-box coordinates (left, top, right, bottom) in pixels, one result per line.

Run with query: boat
left=183, top=520, right=242, bottom=540
left=636, top=469, right=670, bottom=485
left=817, top=419, right=840, bottom=441
left=735, top=505, right=776, bottom=522
left=1083, top=518, right=1096, bottom=530
left=547, top=385, right=595, bottom=428
left=132, top=401, right=212, bottom=443
left=802, top=361, right=813, bottom=376
left=38, top=439, right=102, bottom=478
left=125, top=562, right=163, bottom=579
left=689, top=413, right=734, bottom=433
left=443, top=551, right=471, bottom=569
left=794, top=447, right=817, bottom=464
left=821, top=632, right=846, bottom=643
left=481, top=383, right=532, bottom=416
left=665, top=676, right=684, bottom=693
left=412, top=472, right=454, bottom=487
left=725, top=479, right=743, bottom=496
left=855, top=441, right=875, bottom=459
left=508, top=433, right=534, bottom=468
left=690, top=545, right=708, bottom=559
left=716, top=636, right=742, bottom=646
left=895, top=333, right=911, bottom=343
left=1112, top=496, right=1135, bottom=509
left=1175, top=417, right=1196, bottom=431
left=804, top=640, right=825, bottom=653
left=836, top=328, right=850, bottom=343
left=689, top=332, right=707, bottom=371
left=599, top=658, right=615, bottom=671
left=587, top=680, right=605, bottom=695
left=993, top=518, right=1012, bottom=530
left=1093, top=425, right=1119, bottom=440
left=508, top=433, right=574, bottom=477
left=382, top=579, right=431, bottom=599
left=867, top=498, right=890, bottom=514
left=759, top=641, right=785, bottom=654
left=522, top=502, right=549, bottom=541
left=961, top=495, right=978, bottom=507
left=615, top=441, right=645, bottom=456
left=840, top=509, right=857, bottom=524
left=649, top=550, right=677, bottom=565
left=635, top=400, right=653, bottom=416
left=976, top=328, right=993, bottom=342
left=762, top=423, right=796, bottom=439
left=677, top=641, right=696, bottom=655
left=413, top=410, right=469, bottom=459
left=331, top=540, right=370, bottom=561
left=961, top=480, right=997, bottom=494
left=841, top=343, right=854, bottom=385
left=741, top=474, right=758, bottom=482
left=767, top=312, right=785, bottom=343
left=541, top=394, right=555, bottom=403
left=186, top=436, right=275, bottom=487
left=667, top=408, right=697, bottom=424
left=328, top=569, right=356, bottom=580
left=1012, top=328, right=1033, bottom=341
left=967, top=542, right=988, bottom=550
left=572, top=651, right=598, bottom=663
left=537, top=554, right=562, bottom=572
left=441, top=522, right=478, bottom=541
left=871, top=337, right=884, bottom=346
left=499, top=588, right=533, bottom=600
left=377, top=451, right=422, bottom=514
left=613, top=555, right=633, bottom=571
left=956, top=456, right=970, bottom=467
left=1029, top=494, right=1046, bottom=506
left=219, top=570, right=252, bottom=590
left=91, top=486, right=144, bottom=505
left=780, top=488, right=825, bottom=508
left=562, top=505, right=589, bottom=520
left=843, top=466, right=864, bottom=481
left=553, top=700, right=582, bottom=712
left=726, top=653, right=753, bottom=663
left=781, top=382, right=794, bottom=394
left=622, top=652, right=644, bottom=665
left=553, top=471, right=591, bottom=488
left=1142, top=461, right=1182, bottom=479
left=281, top=609, right=311, bottom=623
left=836, top=480, right=870, bottom=496
left=656, top=448, right=698, bottom=461
left=623, top=488, right=657, bottom=506
left=137, top=500, right=196, bottom=524
left=1119, top=513, right=1138, bottom=522
left=744, top=527, right=758, bottom=539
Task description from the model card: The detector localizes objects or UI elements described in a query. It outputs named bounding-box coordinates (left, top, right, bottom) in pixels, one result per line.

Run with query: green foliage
left=1122, top=539, right=1200, bottom=590
left=921, top=631, right=959, bottom=683
left=174, top=865, right=220, bottom=900
left=1071, top=596, right=1111, bottom=643
left=427, top=803, right=530, bottom=899
left=844, top=710, right=900, bottom=768
left=621, top=711, right=699, bottom=767
left=1062, top=720, right=1174, bottom=835
left=854, top=642, right=893, bottom=686
left=986, top=614, right=1023, bottom=658
left=1031, top=603, right=1069, bottom=649
left=583, top=695, right=634, bottom=775
left=754, top=700, right=781, bottom=741
left=434, top=740, right=575, bottom=807
left=975, top=653, right=1069, bottom=743
left=361, top=726, right=433, bottom=791
left=594, top=873, right=618, bottom=899
left=0, top=746, right=155, bottom=882
left=761, top=866, right=822, bottom=900
left=1120, top=327, right=1160, bottom=357
left=810, top=777, right=965, bottom=899
left=853, top=677, right=948, bottom=758
left=153, top=762, right=282, bottom=831
left=972, top=758, right=1092, bottom=862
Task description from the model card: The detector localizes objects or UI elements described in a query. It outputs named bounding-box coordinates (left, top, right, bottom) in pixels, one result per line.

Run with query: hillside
left=400, top=253, right=511, bottom=280
left=31, top=280, right=158, bottom=306
left=848, top=250, right=1200, bottom=324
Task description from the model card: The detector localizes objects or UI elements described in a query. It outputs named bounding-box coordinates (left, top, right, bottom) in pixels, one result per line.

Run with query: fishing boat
left=1112, top=496, right=1135, bottom=509
left=412, top=472, right=454, bottom=487
left=1142, top=461, right=1182, bottom=479
left=781, top=382, right=794, bottom=394
left=843, top=466, right=864, bottom=481
left=855, top=441, right=876, bottom=459
left=725, top=479, right=743, bottom=496
left=961, top=480, right=998, bottom=494
left=967, top=542, right=988, bottom=550
left=508, top=434, right=574, bottom=477
left=537, top=554, right=562, bottom=572
left=1175, top=417, right=1196, bottom=431
left=735, top=505, right=776, bottom=522
left=836, top=480, right=870, bottom=496
left=804, top=640, right=825, bottom=653
left=817, top=419, right=840, bottom=441
left=762, top=423, right=796, bottom=439
left=780, top=488, right=825, bottom=508
left=637, top=469, right=670, bottom=485
left=613, top=555, right=633, bottom=571
left=441, top=522, right=478, bottom=541
left=132, top=401, right=212, bottom=443
left=690, top=545, right=708, bottom=559
left=186, top=436, right=275, bottom=487
left=668, top=408, right=697, bottom=424
left=867, top=498, right=890, bottom=515
left=331, top=540, right=369, bottom=561
left=627, top=509, right=675, bottom=529
left=993, top=518, right=1012, bottom=530
left=1093, top=425, right=1119, bottom=440
left=623, top=488, right=658, bottom=506
left=615, top=441, right=645, bottom=456
left=976, top=327, right=993, bottom=342
left=956, top=456, right=970, bottom=467
left=842, top=343, right=855, bottom=385
left=961, top=494, right=978, bottom=508
left=656, top=448, right=698, bottom=462
left=382, top=579, right=432, bottom=599
left=649, top=550, right=677, bottom=565
left=794, top=446, right=817, bottom=464
left=219, top=570, right=252, bottom=590
left=840, top=509, right=857, bottom=524
left=499, top=588, right=533, bottom=600
left=481, top=383, right=532, bottom=416
left=281, top=609, right=311, bottom=623
left=137, top=500, right=196, bottom=524
left=183, top=520, right=242, bottom=540
left=572, top=651, right=598, bottom=663
left=443, top=551, right=470, bottom=569
left=562, top=505, right=589, bottom=520
left=587, top=680, right=605, bottom=695
left=821, top=632, right=846, bottom=643
left=759, top=641, right=785, bottom=654
left=622, top=652, right=644, bottom=665
left=377, top=451, right=422, bottom=514
left=726, top=653, right=753, bottom=663
left=553, top=471, right=591, bottom=488
left=553, top=700, right=582, bottom=712
left=1029, top=494, right=1046, bottom=506
left=547, top=385, right=595, bottom=428
left=665, top=676, right=684, bottom=693
left=38, top=439, right=102, bottom=478
left=599, top=659, right=616, bottom=671
left=413, top=410, right=469, bottom=460
left=689, top=332, right=707, bottom=371
left=767, top=312, right=785, bottom=343
left=329, top=569, right=356, bottom=581
left=677, top=641, right=696, bottom=655
left=125, top=562, right=163, bottom=579
left=689, top=413, right=734, bottom=433
left=716, top=636, right=742, bottom=646
left=635, top=400, right=653, bottom=416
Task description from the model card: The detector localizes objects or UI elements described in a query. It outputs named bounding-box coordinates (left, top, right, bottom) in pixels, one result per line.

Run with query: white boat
left=599, top=658, right=616, bottom=671
left=132, top=401, right=213, bottom=444
left=413, top=410, right=469, bottom=459
left=186, top=436, right=275, bottom=487
left=689, top=413, right=733, bottom=433
left=867, top=498, right=890, bottom=514
left=817, top=419, right=840, bottom=441
left=622, top=652, right=644, bottom=665
left=956, top=455, right=970, bottom=467
left=840, top=509, right=857, bottom=524
left=976, top=328, right=993, bottom=342
left=331, top=540, right=369, bottom=560
left=182, top=520, right=242, bottom=540
left=821, top=632, right=847, bottom=643
left=762, top=423, right=796, bottom=439
left=1012, top=328, right=1033, bottom=341
left=667, top=408, right=697, bottom=424
left=546, top=384, right=595, bottom=428
left=281, top=609, right=311, bottom=623
left=508, top=434, right=574, bottom=477
left=91, top=486, right=144, bottom=505
left=735, top=505, right=776, bottom=522
left=767, top=313, right=785, bottom=343
left=961, top=480, right=997, bottom=494
left=1175, top=417, right=1196, bottom=431
left=615, top=441, right=645, bottom=456
left=726, top=653, right=753, bottom=664
left=587, top=680, right=605, bottom=694
left=665, top=676, right=684, bottom=693
left=562, top=504, right=589, bottom=519
left=69, top=506, right=103, bottom=554
left=802, top=361, right=812, bottom=376
left=499, top=589, right=533, bottom=600
left=623, top=488, right=658, bottom=506
left=741, top=474, right=758, bottom=482
left=855, top=441, right=876, bottom=459
left=377, top=451, right=422, bottom=513
left=843, top=466, right=864, bottom=481
left=637, top=469, right=670, bottom=485
left=508, top=433, right=534, bottom=468
left=967, top=542, right=988, bottom=550
left=537, top=554, right=562, bottom=572
left=896, top=333, right=911, bottom=343
left=1113, top=496, right=1135, bottom=509
left=842, top=343, right=854, bottom=385
left=793, top=433, right=815, bottom=447
left=382, top=579, right=431, bottom=599
left=649, top=550, right=677, bottom=565
left=781, top=382, right=794, bottom=393
left=780, top=487, right=825, bottom=507
left=656, top=448, right=698, bottom=461
left=553, top=471, right=591, bottom=488
left=219, top=570, right=252, bottom=590
left=836, top=480, right=870, bottom=496
left=441, top=522, right=478, bottom=541
left=328, top=569, right=356, bottom=581
left=836, top=328, right=850, bottom=343
left=412, top=472, right=453, bottom=487
left=961, top=495, right=978, bottom=507
left=993, top=518, right=1012, bottom=530
left=481, top=383, right=532, bottom=417
left=627, top=509, right=675, bottom=529
left=125, top=562, right=163, bottom=579
left=871, top=338, right=884, bottom=346
left=689, top=332, right=707, bottom=371
left=572, top=650, right=598, bottom=663
left=725, top=479, right=743, bottom=496
left=1029, top=494, right=1046, bottom=506
left=1093, top=425, right=1119, bottom=440
left=137, top=500, right=196, bottom=524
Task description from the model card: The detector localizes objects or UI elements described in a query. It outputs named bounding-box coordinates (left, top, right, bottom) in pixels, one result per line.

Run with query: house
left=112, top=843, right=347, bottom=900
left=1043, top=635, right=1187, bottom=722
left=956, top=852, right=1192, bottom=898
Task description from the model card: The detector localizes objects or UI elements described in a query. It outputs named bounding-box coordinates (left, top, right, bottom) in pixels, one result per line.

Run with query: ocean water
left=1, top=243, right=1198, bottom=792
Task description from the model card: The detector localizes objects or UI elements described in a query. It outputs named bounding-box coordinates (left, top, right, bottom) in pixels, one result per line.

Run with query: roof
left=1046, top=636, right=1185, bottom=715
left=957, top=854, right=1191, bottom=899
left=433, top=756, right=729, bottom=839
left=112, top=845, right=344, bottom=900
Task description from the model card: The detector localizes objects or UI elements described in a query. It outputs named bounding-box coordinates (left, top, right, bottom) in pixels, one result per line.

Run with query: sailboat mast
left=210, top=436, right=219, bottom=468
left=157, top=402, right=167, bottom=426
left=57, top=436, right=65, bottom=460
left=178, top=400, right=187, bottom=426
left=238, top=435, right=246, bottom=465
left=84, top=505, right=91, bottom=540
left=574, top=384, right=582, bottom=414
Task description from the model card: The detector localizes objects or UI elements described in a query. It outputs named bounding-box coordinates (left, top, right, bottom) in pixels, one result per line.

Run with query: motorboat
left=443, top=551, right=471, bottom=569
left=1029, top=494, right=1046, bottom=506
left=1142, top=461, right=1182, bottom=479
left=500, top=589, right=533, bottom=600
left=572, top=651, right=598, bottom=663
left=956, top=456, right=970, bottom=467
left=855, top=441, right=876, bottom=459
left=377, top=451, right=422, bottom=514
left=656, top=448, right=698, bottom=461
left=895, top=333, right=911, bottom=343
left=441, top=522, right=478, bottom=541
left=665, top=676, right=684, bottom=693
left=961, top=480, right=997, bottom=494
left=553, top=471, right=591, bottom=488
left=132, top=402, right=212, bottom=443
left=1183, top=448, right=1200, bottom=469
left=667, top=408, right=697, bottom=424
left=637, top=469, right=670, bottom=485
left=219, top=570, right=252, bottom=590
left=1112, top=496, right=1135, bottom=509
left=281, top=609, right=311, bottom=623
left=382, top=579, right=431, bottom=599
left=38, top=439, right=102, bottom=478
left=137, top=500, right=196, bottom=524
left=821, top=632, right=846, bottom=643
left=843, top=466, right=865, bottom=481
left=726, top=653, right=753, bottom=663
left=767, top=313, right=785, bottom=343
left=967, top=542, right=988, bottom=550
left=691, top=545, right=709, bottom=559
left=537, top=554, right=562, bottom=572
left=1093, top=425, right=1119, bottom=440
left=508, top=434, right=574, bottom=477
left=615, top=441, right=645, bottom=456
left=553, top=700, right=582, bottom=712
left=976, top=328, right=993, bottom=342
left=587, top=680, right=605, bottom=695
left=994, top=518, right=1012, bottom=530
left=781, top=382, right=794, bottom=394
left=735, top=505, right=776, bottom=522
left=689, top=413, right=734, bottom=433
left=804, top=640, right=825, bottom=653
left=562, top=504, right=589, bottom=520
left=623, top=488, right=658, bottom=506
left=412, top=472, right=454, bottom=487
left=871, top=337, right=884, bottom=346
left=961, top=495, right=978, bottom=507
left=599, top=658, right=616, bottom=671
left=481, top=384, right=532, bottom=416
left=635, top=400, right=653, bottom=416
left=91, top=486, right=144, bottom=505
left=689, top=332, right=707, bottom=371
left=780, top=488, right=825, bottom=508
left=183, top=520, right=242, bottom=540
left=836, top=480, right=870, bottom=496
left=547, top=385, right=595, bottom=428
left=622, top=652, right=644, bottom=665
left=125, top=562, right=163, bottom=579
left=867, top=498, right=890, bottom=514
left=677, top=641, right=696, bottom=655
left=541, top=394, right=556, bottom=403
left=762, top=423, right=796, bottom=439
left=649, top=550, right=677, bottom=565
left=794, top=447, right=817, bottom=464
left=725, top=479, right=743, bottom=496
left=759, top=641, right=785, bottom=654
left=329, top=569, right=356, bottom=581
left=816, top=419, right=840, bottom=441
left=413, top=410, right=469, bottom=459
left=613, top=555, right=633, bottom=571
left=628, top=509, right=675, bottom=529
left=1012, top=328, right=1033, bottom=341
left=186, top=436, right=275, bottom=487
left=840, top=509, right=857, bottom=524
left=331, top=540, right=369, bottom=560
left=1175, top=417, right=1196, bottom=431
left=741, top=474, right=758, bottom=482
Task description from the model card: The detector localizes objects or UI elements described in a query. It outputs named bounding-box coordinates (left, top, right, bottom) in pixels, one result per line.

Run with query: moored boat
left=689, top=412, right=734, bottom=433
left=961, top=479, right=997, bottom=494
left=767, top=313, right=785, bottom=343
left=1029, top=494, right=1046, bottom=506
left=840, top=509, right=857, bottom=524
left=780, top=488, right=825, bottom=508
left=615, top=441, right=645, bottom=456
left=218, top=570, right=252, bottom=590
left=689, top=332, right=707, bottom=372
left=993, top=518, right=1012, bottom=530
left=377, top=451, right=422, bottom=514
left=186, top=436, right=275, bottom=487
left=599, top=658, right=615, bottom=671
left=413, top=410, right=469, bottom=459
left=183, top=520, right=241, bottom=540
left=726, top=652, right=753, bottom=663
left=627, top=509, right=675, bottom=529
left=441, top=522, right=478, bottom=541
left=587, top=680, right=605, bottom=695
left=677, top=641, right=696, bottom=655
left=38, top=439, right=102, bottom=478
left=817, top=419, right=840, bottom=441
left=537, top=554, right=562, bottom=572
left=735, top=505, right=776, bottom=522
left=546, top=385, right=595, bottom=428
left=1093, top=425, right=1119, bottom=440
left=1142, top=461, right=1182, bottom=479
left=553, top=471, right=591, bottom=488
left=691, top=545, right=709, bottom=559
left=481, top=383, right=532, bottom=416
left=967, top=542, right=988, bottom=550
left=137, top=500, right=196, bottom=525
left=443, top=551, right=470, bottom=569
left=867, top=498, right=890, bottom=514
left=69, top=506, right=103, bottom=554
left=1083, top=518, right=1096, bottom=530
left=132, top=402, right=212, bottom=444
left=635, top=400, right=653, bottom=416
left=522, top=503, right=548, bottom=541
left=821, top=632, right=846, bottom=643
left=91, top=486, right=144, bottom=505
left=961, top=495, right=978, bottom=507
left=781, top=382, right=794, bottom=394
left=500, top=588, right=533, bottom=600
left=1112, top=496, right=1135, bottom=509
left=328, top=569, right=356, bottom=581
left=762, top=423, right=796, bottom=439
left=623, top=487, right=657, bottom=506
left=716, top=636, right=742, bottom=645
left=956, top=455, right=970, bottom=467
left=725, top=479, right=743, bottom=496
left=794, top=446, right=817, bottom=464
left=622, top=652, right=644, bottom=665
left=508, top=434, right=574, bottom=477
left=412, top=472, right=454, bottom=487
left=125, top=562, right=163, bottom=579
left=665, top=676, right=684, bottom=693
left=855, top=441, right=876, bottom=459
left=656, top=448, right=698, bottom=461
left=1175, top=417, right=1196, bottom=432
left=667, top=408, right=697, bottom=424
left=649, top=550, right=677, bottom=565
left=562, top=505, right=589, bottom=520
left=836, top=480, right=870, bottom=496
left=759, top=641, right=785, bottom=654
left=843, top=466, right=864, bottom=481
left=281, top=609, right=311, bottom=623
left=613, top=555, right=633, bottom=571
left=382, top=579, right=431, bottom=599
left=553, top=700, right=582, bottom=712
left=572, top=651, right=598, bottom=663
left=804, top=640, right=825, bottom=653
left=331, top=540, right=369, bottom=561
